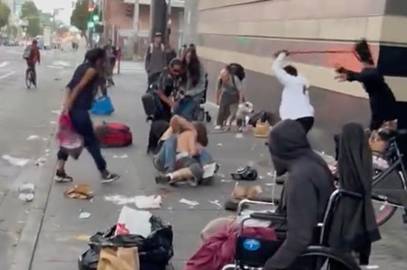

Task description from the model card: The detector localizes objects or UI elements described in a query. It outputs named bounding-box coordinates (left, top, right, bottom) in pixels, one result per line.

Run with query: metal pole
left=150, top=0, right=167, bottom=41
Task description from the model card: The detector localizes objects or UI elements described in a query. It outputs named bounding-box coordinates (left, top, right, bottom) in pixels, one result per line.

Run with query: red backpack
left=95, top=122, right=132, bottom=148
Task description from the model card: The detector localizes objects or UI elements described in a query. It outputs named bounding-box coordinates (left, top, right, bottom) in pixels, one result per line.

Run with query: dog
left=227, top=101, right=255, bottom=132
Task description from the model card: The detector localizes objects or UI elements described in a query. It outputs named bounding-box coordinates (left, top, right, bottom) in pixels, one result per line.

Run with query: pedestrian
left=265, top=120, right=335, bottom=270
left=104, top=39, right=116, bottom=87
left=215, top=64, right=243, bottom=130
left=272, top=50, right=315, bottom=134
left=55, top=48, right=119, bottom=184
left=174, top=47, right=206, bottom=120
left=335, top=39, right=397, bottom=131
left=24, top=39, right=41, bottom=87
left=179, top=44, right=187, bottom=58
left=145, top=32, right=167, bottom=86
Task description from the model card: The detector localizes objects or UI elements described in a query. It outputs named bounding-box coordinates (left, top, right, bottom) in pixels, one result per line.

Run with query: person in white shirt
left=272, top=51, right=315, bottom=133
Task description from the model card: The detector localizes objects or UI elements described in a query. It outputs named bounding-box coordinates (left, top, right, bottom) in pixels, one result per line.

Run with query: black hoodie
left=265, top=120, right=335, bottom=270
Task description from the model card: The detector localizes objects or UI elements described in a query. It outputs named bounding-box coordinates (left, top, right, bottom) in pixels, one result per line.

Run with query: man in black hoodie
left=265, top=120, right=335, bottom=270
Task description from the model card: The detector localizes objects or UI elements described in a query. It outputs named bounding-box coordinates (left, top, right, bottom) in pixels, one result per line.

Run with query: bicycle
left=370, top=130, right=407, bottom=226
left=25, top=66, right=36, bottom=89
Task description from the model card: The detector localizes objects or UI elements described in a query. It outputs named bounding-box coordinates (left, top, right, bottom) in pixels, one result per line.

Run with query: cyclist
left=24, top=39, right=41, bottom=87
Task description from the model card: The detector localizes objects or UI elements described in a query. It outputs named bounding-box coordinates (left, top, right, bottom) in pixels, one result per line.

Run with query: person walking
left=145, top=32, right=167, bottom=85
left=272, top=51, right=315, bottom=134
left=24, top=39, right=41, bottom=87
left=335, top=39, right=397, bottom=131
left=215, top=65, right=243, bottom=130
left=55, top=48, right=119, bottom=184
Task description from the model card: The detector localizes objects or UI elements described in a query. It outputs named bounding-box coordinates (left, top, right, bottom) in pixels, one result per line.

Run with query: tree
left=0, top=1, right=11, bottom=29
left=71, top=0, right=90, bottom=39
left=21, top=1, right=41, bottom=37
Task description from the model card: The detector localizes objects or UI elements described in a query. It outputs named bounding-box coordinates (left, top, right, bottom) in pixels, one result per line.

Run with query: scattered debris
left=35, top=157, right=47, bottom=167
left=203, top=163, right=218, bottom=179
left=2, top=155, right=30, bottom=167
left=117, top=206, right=152, bottom=238
left=18, top=183, right=35, bottom=202
left=51, top=110, right=61, bottom=115
left=217, top=143, right=223, bottom=147
left=364, top=265, right=379, bottom=270
left=179, top=198, right=200, bottom=208
left=105, top=195, right=137, bottom=205
left=113, top=154, right=129, bottom=159
left=235, top=133, right=244, bottom=139
left=259, top=175, right=264, bottom=180
left=79, top=211, right=91, bottom=219
left=74, top=234, right=90, bottom=241
left=209, top=200, right=222, bottom=208
left=265, top=182, right=275, bottom=187
left=135, top=195, right=162, bottom=209
left=221, top=179, right=233, bottom=183
left=65, top=184, right=94, bottom=200
left=26, top=135, right=40, bottom=141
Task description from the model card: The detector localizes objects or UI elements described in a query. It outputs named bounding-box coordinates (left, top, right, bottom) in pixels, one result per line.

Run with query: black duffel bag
left=78, top=216, right=173, bottom=270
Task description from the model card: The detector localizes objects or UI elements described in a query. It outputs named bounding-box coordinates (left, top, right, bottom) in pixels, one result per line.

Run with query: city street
left=0, top=46, right=406, bottom=270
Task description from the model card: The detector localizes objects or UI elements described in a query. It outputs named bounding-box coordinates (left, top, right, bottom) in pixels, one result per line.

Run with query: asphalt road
left=0, top=45, right=406, bottom=270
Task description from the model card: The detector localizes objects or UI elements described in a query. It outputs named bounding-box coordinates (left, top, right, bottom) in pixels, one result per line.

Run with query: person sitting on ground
left=264, top=120, right=335, bottom=270
left=335, top=39, right=397, bottom=132
left=272, top=50, right=315, bottom=134
left=215, top=64, right=243, bottom=130
left=173, top=47, right=206, bottom=120
left=154, top=115, right=211, bottom=186
left=56, top=48, right=119, bottom=184
left=155, top=58, right=186, bottom=122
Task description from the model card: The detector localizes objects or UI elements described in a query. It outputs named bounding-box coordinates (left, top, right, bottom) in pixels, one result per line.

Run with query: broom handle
left=289, top=50, right=354, bottom=55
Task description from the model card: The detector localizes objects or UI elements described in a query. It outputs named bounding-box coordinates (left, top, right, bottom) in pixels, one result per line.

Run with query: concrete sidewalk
left=25, top=62, right=406, bottom=270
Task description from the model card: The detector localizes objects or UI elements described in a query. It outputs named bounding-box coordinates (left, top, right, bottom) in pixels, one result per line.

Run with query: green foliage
left=21, top=1, right=41, bottom=37
left=71, top=0, right=90, bottom=33
left=0, top=1, right=11, bottom=29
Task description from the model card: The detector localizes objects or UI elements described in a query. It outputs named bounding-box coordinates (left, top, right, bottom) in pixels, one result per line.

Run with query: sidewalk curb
left=9, top=143, right=57, bottom=270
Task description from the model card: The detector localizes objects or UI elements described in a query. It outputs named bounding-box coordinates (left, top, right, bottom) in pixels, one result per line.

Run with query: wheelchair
left=222, top=189, right=363, bottom=270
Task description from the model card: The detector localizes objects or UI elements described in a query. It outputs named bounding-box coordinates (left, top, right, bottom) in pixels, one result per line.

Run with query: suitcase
left=91, top=96, right=114, bottom=116
left=142, top=92, right=158, bottom=118
left=95, top=122, right=132, bottom=148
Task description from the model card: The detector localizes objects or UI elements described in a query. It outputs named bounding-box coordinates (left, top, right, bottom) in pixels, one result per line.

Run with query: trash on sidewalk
left=221, top=179, right=233, bottom=183
left=35, top=157, right=47, bottom=167
left=18, top=183, right=35, bottom=202
left=113, top=154, right=129, bottom=159
left=209, top=200, right=222, bottom=209
left=78, top=209, right=173, bottom=270
left=79, top=211, right=92, bottom=219
left=97, top=247, right=139, bottom=270
left=65, top=184, right=94, bottom=200
left=105, top=194, right=136, bottom=205
left=2, top=155, right=30, bottom=167
left=235, top=133, right=244, bottom=139
left=203, top=163, right=218, bottom=179
left=179, top=198, right=200, bottom=208
left=231, top=183, right=263, bottom=200
left=26, top=135, right=40, bottom=141
left=117, top=206, right=152, bottom=237
left=134, top=195, right=162, bottom=209
left=51, top=109, right=61, bottom=115
left=217, top=143, right=223, bottom=147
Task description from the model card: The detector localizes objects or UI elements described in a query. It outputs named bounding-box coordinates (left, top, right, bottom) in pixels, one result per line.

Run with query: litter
left=235, top=133, right=244, bottom=139
left=2, top=155, right=30, bottom=167
left=35, top=157, right=47, bottom=167
left=26, top=135, right=40, bottom=141
left=18, top=193, right=34, bottom=202
left=179, top=198, right=199, bottom=208
left=203, top=163, right=218, bottom=179
left=221, top=179, right=233, bottom=183
left=209, top=200, right=222, bottom=208
left=113, top=154, right=129, bottom=159
left=135, top=195, right=162, bottom=209
left=65, top=184, right=94, bottom=200
left=51, top=109, right=61, bottom=115
left=217, top=143, right=223, bottom=147
left=79, top=211, right=91, bottom=219
left=105, top=195, right=137, bottom=205
left=18, top=183, right=35, bottom=202
left=364, top=265, right=379, bottom=270
left=116, top=206, right=152, bottom=237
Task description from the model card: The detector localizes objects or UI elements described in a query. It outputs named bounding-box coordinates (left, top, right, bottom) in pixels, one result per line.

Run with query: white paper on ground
left=79, top=212, right=91, bottom=219
left=117, top=206, right=152, bottom=238
left=209, top=200, right=222, bottom=208
left=179, top=198, right=199, bottom=207
left=2, top=155, right=30, bottom=167
left=113, top=154, right=129, bottom=159
left=203, top=163, right=217, bottom=179
left=217, top=143, right=223, bottom=147
left=51, top=110, right=61, bottom=115
left=135, top=195, right=162, bottom=209
left=26, top=135, right=40, bottom=141
left=235, top=133, right=244, bottom=139
left=105, top=195, right=137, bottom=205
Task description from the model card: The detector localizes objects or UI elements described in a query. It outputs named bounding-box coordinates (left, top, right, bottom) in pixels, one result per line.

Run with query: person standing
left=272, top=51, right=315, bottom=134
left=56, top=48, right=119, bottom=184
left=335, top=39, right=397, bottom=131
left=145, top=32, right=167, bottom=85
left=24, top=39, right=41, bottom=87
left=215, top=65, right=242, bottom=130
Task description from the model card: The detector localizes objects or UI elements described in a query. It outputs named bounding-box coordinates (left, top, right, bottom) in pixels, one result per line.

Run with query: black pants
left=57, top=110, right=107, bottom=172
left=148, top=72, right=161, bottom=86
left=296, top=117, right=314, bottom=134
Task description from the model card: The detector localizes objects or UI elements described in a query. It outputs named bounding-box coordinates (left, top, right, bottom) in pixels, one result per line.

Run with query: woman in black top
left=55, top=48, right=119, bottom=183
left=336, top=39, right=397, bottom=130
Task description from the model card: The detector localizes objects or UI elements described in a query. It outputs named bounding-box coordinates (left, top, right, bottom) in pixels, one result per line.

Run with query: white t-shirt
left=272, top=53, right=314, bottom=120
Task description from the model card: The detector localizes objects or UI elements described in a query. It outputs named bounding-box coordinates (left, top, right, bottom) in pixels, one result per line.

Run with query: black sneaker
left=188, top=177, right=199, bottom=187
left=155, top=175, right=171, bottom=184
left=54, top=170, right=74, bottom=183
left=101, top=171, right=120, bottom=184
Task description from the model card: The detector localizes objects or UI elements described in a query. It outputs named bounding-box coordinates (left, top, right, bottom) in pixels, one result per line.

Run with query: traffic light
left=87, top=21, right=95, bottom=29
left=93, top=14, right=100, bottom=22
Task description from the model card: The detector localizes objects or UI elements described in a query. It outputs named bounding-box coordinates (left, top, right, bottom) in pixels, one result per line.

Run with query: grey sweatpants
left=217, top=94, right=239, bottom=126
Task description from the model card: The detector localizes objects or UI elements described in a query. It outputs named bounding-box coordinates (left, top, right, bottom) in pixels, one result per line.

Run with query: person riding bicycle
left=24, top=39, right=41, bottom=86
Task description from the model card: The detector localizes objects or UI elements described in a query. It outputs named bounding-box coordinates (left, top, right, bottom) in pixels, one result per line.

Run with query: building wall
left=186, top=0, right=407, bottom=152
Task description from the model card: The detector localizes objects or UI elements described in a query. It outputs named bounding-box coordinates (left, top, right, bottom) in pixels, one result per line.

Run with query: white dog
left=227, top=101, right=254, bottom=131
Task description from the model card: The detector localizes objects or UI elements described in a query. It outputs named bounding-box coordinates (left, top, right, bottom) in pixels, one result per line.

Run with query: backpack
left=23, top=45, right=31, bottom=59
left=229, top=63, right=246, bottom=81
left=94, top=122, right=132, bottom=148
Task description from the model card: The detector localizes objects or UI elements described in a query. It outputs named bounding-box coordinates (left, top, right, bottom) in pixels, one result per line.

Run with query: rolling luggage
left=142, top=92, right=158, bottom=118
left=91, top=96, right=115, bottom=116
left=95, top=122, right=132, bottom=148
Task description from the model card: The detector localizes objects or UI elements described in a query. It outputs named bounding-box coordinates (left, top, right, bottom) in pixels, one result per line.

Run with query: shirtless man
left=154, top=115, right=209, bottom=186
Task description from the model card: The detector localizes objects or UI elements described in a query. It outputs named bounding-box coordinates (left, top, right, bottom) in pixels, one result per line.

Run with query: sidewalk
left=27, top=62, right=406, bottom=270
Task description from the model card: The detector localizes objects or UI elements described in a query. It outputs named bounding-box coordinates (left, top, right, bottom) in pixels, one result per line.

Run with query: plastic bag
left=56, top=114, right=84, bottom=159
left=78, top=216, right=173, bottom=270
left=91, top=96, right=115, bottom=116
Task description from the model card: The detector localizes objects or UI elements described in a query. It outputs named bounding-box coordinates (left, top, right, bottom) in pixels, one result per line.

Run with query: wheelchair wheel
left=297, top=246, right=360, bottom=270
